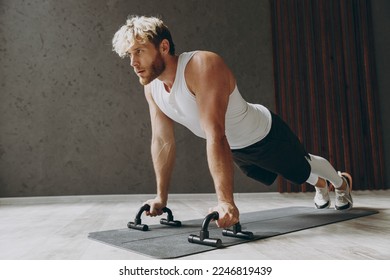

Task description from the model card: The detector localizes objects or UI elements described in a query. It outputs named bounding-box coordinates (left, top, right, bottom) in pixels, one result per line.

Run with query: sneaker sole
left=335, top=202, right=352, bottom=210
left=315, top=200, right=330, bottom=209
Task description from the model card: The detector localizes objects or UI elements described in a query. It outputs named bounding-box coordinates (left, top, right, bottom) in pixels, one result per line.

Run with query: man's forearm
left=151, top=138, right=176, bottom=202
left=206, top=135, right=234, bottom=204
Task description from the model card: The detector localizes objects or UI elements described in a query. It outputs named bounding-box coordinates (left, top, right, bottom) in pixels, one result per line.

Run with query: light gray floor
left=0, top=190, right=389, bottom=260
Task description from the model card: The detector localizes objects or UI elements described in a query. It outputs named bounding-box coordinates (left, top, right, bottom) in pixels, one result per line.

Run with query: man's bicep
left=192, top=62, right=231, bottom=136
left=144, top=87, right=175, bottom=141
left=196, top=88, right=229, bottom=137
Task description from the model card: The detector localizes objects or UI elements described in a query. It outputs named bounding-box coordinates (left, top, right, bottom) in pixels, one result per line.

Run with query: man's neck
left=158, top=55, right=179, bottom=91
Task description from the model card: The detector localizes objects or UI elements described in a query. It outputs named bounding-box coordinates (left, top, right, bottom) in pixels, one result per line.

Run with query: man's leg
left=232, top=157, right=278, bottom=186
left=232, top=111, right=352, bottom=210
left=306, top=154, right=353, bottom=210
left=311, top=177, right=331, bottom=209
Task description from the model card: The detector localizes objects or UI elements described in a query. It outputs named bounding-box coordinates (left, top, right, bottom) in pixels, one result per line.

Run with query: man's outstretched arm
left=186, top=51, right=239, bottom=228
left=144, top=84, right=176, bottom=216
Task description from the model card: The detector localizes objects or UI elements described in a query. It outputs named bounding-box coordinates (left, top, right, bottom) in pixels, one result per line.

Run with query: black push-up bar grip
left=188, top=212, right=254, bottom=247
left=159, top=207, right=182, bottom=227
left=127, top=204, right=181, bottom=231
left=222, top=223, right=254, bottom=239
left=188, top=211, right=222, bottom=248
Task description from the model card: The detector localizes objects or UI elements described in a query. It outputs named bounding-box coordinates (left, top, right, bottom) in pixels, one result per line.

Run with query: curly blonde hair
left=112, top=15, right=175, bottom=58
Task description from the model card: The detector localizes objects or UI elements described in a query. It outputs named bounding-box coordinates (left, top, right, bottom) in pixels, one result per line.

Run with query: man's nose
left=130, top=57, right=139, bottom=67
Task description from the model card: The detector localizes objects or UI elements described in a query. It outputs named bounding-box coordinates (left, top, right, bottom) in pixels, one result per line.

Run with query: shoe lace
left=335, top=188, right=349, bottom=202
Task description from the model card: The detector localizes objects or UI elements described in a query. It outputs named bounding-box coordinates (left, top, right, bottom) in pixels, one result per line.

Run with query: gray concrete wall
left=0, top=0, right=276, bottom=197
left=2, top=0, right=388, bottom=198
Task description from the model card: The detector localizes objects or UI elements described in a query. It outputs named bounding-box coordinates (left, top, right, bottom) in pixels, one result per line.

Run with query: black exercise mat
left=88, top=206, right=378, bottom=259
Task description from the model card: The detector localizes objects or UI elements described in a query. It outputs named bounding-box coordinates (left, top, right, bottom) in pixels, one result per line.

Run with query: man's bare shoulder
left=190, top=51, right=225, bottom=69
left=186, top=51, right=235, bottom=93
left=144, top=84, right=154, bottom=103
left=186, top=51, right=230, bottom=80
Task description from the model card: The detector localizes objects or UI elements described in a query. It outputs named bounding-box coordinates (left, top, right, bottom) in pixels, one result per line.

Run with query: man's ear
left=160, top=39, right=170, bottom=55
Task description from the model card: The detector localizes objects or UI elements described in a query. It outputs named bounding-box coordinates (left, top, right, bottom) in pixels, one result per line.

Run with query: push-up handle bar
left=188, top=211, right=222, bottom=247
left=188, top=212, right=254, bottom=247
left=127, top=204, right=182, bottom=231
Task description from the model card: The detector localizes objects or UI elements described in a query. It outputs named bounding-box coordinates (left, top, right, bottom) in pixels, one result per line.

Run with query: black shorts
left=231, top=112, right=311, bottom=185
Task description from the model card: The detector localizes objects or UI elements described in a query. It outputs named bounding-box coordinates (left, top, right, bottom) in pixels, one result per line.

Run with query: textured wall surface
left=0, top=0, right=275, bottom=197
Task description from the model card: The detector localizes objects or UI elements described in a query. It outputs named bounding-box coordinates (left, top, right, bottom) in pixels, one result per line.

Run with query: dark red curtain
left=270, top=0, right=385, bottom=192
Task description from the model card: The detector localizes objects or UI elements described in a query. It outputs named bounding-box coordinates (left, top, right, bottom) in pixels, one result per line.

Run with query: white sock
left=305, top=154, right=343, bottom=188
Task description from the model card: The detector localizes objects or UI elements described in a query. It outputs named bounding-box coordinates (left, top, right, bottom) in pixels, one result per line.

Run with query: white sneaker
left=335, top=172, right=353, bottom=210
left=314, top=184, right=330, bottom=209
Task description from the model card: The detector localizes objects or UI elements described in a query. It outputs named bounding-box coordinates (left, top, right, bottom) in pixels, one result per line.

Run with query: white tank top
left=150, top=51, right=272, bottom=149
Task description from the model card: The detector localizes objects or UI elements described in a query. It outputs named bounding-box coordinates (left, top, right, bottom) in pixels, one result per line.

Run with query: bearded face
left=129, top=40, right=167, bottom=86
left=136, top=51, right=166, bottom=85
